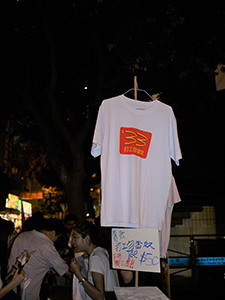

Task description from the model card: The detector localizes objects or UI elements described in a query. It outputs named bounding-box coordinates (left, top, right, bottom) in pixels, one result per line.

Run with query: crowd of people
left=0, top=213, right=163, bottom=300
left=0, top=213, right=121, bottom=300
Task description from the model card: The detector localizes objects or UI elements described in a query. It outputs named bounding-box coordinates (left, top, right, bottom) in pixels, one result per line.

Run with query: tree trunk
left=60, top=146, right=87, bottom=223
left=63, top=172, right=86, bottom=223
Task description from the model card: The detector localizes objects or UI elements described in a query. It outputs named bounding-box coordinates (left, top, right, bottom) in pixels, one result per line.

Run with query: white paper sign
left=112, top=228, right=160, bottom=273
left=114, top=287, right=169, bottom=300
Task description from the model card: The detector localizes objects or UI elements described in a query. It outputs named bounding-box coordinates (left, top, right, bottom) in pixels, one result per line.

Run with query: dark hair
left=64, top=213, right=77, bottom=223
left=0, top=218, right=15, bottom=281
left=32, top=212, right=45, bottom=231
left=75, top=221, right=103, bottom=246
left=43, top=218, right=64, bottom=236
left=22, top=212, right=45, bottom=232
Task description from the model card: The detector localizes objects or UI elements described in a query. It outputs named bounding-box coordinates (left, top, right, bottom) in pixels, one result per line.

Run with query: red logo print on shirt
left=120, top=127, right=152, bottom=159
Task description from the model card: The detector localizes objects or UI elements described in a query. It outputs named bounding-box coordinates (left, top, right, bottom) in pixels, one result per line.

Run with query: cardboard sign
left=112, top=228, right=160, bottom=273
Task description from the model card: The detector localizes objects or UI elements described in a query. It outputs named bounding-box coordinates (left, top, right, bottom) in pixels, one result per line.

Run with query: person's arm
left=0, top=269, right=25, bottom=299
left=120, top=270, right=134, bottom=284
left=45, top=245, right=70, bottom=279
left=63, top=270, right=72, bottom=279
left=70, top=260, right=105, bottom=300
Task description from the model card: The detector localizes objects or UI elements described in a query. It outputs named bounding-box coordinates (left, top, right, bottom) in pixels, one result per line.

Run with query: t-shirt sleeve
left=91, top=143, right=102, bottom=157
left=44, top=245, right=68, bottom=276
left=91, top=103, right=104, bottom=157
left=160, top=176, right=181, bottom=258
left=169, top=108, right=182, bottom=165
left=89, top=255, right=104, bottom=276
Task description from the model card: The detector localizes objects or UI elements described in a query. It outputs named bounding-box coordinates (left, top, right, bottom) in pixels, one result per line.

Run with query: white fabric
left=91, top=95, right=182, bottom=230
left=86, top=247, right=119, bottom=300
left=72, top=255, right=88, bottom=300
left=160, top=176, right=181, bottom=258
left=8, top=230, right=68, bottom=300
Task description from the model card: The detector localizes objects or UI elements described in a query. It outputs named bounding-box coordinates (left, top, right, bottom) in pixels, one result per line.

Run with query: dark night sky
left=1, top=1, right=225, bottom=214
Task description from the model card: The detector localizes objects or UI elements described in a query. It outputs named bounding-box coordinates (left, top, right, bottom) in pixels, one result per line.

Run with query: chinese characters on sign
left=112, top=228, right=160, bottom=273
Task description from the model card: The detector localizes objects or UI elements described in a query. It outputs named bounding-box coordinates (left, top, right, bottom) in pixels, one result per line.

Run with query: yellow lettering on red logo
left=120, top=127, right=152, bottom=159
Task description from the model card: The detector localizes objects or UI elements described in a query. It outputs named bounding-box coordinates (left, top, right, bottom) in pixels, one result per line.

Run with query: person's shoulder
left=25, top=230, right=53, bottom=248
left=13, top=229, right=34, bottom=242
left=92, top=246, right=104, bottom=253
left=92, top=247, right=109, bottom=259
left=24, top=230, right=48, bottom=241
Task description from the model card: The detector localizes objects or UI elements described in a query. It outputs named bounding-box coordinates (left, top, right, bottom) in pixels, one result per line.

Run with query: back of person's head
left=21, top=217, right=35, bottom=232
left=0, top=218, right=15, bottom=280
left=22, top=212, right=45, bottom=232
left=43, top=218, right=64, bottom=236
left=75, top=220, right=104, bottom=247
left=64, top=213, right=77, bottom=224
left=32, top=212, right=45, bottom=231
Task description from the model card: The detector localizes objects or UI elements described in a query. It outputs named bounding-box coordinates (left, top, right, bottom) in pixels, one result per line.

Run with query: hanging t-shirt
left=160, top=175, right=181, bottom=257
left=91, top=95, right=182, bottom=230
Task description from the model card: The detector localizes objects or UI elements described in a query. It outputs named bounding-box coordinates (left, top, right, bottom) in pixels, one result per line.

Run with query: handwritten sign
left=112, top=228, right=160, bottom=273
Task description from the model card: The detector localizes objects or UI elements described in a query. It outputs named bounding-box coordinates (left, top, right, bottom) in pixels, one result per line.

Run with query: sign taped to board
left=112, top=228, right=160, bottom=272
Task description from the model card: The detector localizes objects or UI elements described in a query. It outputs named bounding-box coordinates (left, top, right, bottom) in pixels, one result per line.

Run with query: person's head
left=0, top=218, right=15, bottom=280
left=22, top=212, right=45, bottom=232
left=72, top=221, right=102, bottom=254
left=41, top=218, right=64, bottom=243
left=63, top=213, right=77, bottom=235
left=32, top=212, right=45, bottom=231
left=0, top=218, right=14, bottom=250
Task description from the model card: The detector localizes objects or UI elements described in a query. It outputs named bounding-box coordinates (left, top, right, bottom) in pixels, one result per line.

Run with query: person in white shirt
left=70, top=221, right=119, bottom=300
left=8, top=218, right=70, bottom=300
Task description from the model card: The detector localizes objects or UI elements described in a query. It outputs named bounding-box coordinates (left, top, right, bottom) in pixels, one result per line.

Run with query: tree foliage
left=33, top=186, right=65, bottom=217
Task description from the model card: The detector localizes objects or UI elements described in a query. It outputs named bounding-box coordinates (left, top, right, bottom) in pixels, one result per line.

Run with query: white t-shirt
left=87, top=247, right=119, bottom=299
left=8, top=230, right=68, bottom=300
left=72, top=255, right=88, bottom=300
left=91, top=95, right=182, bottom=230
left=160, top=175, right=181, bottom=257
